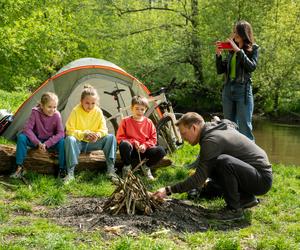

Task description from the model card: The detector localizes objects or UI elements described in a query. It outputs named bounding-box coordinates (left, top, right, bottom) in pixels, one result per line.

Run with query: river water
left=253, top=119, right=300, bottom=166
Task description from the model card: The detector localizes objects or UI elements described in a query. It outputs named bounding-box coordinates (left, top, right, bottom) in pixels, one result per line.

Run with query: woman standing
left=216, top=20, right=259, bottom=140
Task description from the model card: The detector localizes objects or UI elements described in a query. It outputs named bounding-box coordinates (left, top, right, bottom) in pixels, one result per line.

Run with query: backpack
left=0, top=110, right=14, bottom=136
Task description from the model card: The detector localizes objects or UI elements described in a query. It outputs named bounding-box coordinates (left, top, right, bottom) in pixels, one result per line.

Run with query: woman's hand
left=227, top=38, right=240, bottom=52
left=215, top=41, right=223, bottom=56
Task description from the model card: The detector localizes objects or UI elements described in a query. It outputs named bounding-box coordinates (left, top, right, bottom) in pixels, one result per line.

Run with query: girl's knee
left=65, top=136, right=76, bottom=145
left=105, top=134, right=116, bottom=142
left=57, top=138, right=64, bottom=146
left=17, top=133, right=27, bottom=142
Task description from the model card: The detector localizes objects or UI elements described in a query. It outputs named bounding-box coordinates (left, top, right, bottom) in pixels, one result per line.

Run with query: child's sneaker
left=63, top=174, right=75, bottom=185
left=122, top=165, right=131, bottom=178
left=107, top=165, right=119, bottom=184
left=63, top=166, right=75, bottom=184
left=10, top=165, right=24, bottom=179
left=57, top=169, right=67, bottom=179
left=141, top=164, right=154, bottom=180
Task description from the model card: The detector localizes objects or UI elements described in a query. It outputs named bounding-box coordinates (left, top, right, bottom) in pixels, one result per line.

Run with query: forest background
left=0, top=0, right=299, bottom=116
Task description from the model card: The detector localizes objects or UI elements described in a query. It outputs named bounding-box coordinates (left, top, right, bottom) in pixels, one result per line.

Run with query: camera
left=216, top=41, right=233, bottom=50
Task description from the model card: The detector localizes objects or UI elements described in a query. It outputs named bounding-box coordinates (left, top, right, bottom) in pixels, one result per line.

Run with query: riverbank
left=0, top=144, right=299, bottom=249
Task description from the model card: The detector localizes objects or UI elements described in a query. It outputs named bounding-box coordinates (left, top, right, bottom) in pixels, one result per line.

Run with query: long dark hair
left=235, top=20, right=254, bottom=53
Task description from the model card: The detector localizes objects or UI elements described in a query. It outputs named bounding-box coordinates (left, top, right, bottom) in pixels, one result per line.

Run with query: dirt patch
left=47, top=197, right=250, bottom=236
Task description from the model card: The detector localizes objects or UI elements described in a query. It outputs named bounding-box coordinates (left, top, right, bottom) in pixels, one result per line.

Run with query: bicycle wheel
left=102, top=109, right=119, bottom=135
left=156, top=113, right=183, bottom=153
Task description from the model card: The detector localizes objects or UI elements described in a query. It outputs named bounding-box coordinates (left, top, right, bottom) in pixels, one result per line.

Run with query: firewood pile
left=103, top=171, right=163, bottom=215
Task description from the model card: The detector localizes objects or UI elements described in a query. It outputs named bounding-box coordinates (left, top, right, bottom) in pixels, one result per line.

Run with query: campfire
left=103, top=169, right=162, bottom=215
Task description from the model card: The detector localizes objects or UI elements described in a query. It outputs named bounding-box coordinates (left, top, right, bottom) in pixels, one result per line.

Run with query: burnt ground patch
left=46, top=197, right=251, bottom=236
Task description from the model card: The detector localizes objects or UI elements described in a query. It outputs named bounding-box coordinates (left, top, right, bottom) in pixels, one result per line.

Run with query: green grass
left=0, top=148, right=299, bottom=249
left=1, top=90, right=300, bottom=249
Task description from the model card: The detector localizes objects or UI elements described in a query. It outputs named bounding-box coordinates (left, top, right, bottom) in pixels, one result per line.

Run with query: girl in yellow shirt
left=64, top=85, right=117, bottom=183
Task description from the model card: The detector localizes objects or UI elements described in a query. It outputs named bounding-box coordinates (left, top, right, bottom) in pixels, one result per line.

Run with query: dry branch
left=103, top=172, right=163, bottom=215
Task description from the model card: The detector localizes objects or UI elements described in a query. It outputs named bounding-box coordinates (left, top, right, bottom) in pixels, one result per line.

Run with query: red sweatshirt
left=116, top=116, right=157, bottom=149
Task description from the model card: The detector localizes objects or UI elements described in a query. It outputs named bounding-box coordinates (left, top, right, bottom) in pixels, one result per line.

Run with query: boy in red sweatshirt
left=116, top=96, right=166, bottom=180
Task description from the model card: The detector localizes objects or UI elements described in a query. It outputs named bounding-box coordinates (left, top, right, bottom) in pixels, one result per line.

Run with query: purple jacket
left=22, top=107, right=64, bottom=148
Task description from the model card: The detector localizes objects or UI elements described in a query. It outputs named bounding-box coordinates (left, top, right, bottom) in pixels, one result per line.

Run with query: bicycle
left=102, top=79, right=183, bottom=153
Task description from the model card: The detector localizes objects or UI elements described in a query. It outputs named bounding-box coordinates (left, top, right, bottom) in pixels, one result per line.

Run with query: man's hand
left=152, top=187, right=167, bottom=200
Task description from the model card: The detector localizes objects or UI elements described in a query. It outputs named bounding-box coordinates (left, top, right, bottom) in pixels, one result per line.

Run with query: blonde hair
left=81, top=84, right=99, bottom=103
left=39, top=92, right=58, bottom=106
left=176, top=112, right=205, bottom=128
left=131, top=95, right=149, bottom=108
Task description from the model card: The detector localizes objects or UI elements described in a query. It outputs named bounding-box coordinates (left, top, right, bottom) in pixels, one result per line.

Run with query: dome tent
left=2, top=58, right=162, bottom=141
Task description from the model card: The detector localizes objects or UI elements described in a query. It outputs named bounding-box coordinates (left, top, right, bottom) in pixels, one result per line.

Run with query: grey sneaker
left=10, top=165, right=24, bottom=179
left=141, top=164, right=154, bottom=180
left=106, top=165, right=119, bottom=183
left=122, top=165, right=131, bottom=178
left=106, top=172, right=119, bottom=184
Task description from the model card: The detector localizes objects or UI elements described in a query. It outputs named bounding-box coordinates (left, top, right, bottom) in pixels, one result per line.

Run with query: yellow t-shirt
left=66, top=104, right=108, bottom=141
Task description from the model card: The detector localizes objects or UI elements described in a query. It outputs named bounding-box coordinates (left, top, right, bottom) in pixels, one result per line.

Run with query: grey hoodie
left=170, top=120, right=272, bottom=194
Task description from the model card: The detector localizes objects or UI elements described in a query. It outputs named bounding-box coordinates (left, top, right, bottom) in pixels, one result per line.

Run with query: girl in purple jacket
left=10, top=92, right=65, bottom=178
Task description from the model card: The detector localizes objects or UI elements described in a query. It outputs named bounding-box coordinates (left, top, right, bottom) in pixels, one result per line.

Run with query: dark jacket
left=216, top=44, right=259, bottom=85
left=170, top=120, right=272, bottom=193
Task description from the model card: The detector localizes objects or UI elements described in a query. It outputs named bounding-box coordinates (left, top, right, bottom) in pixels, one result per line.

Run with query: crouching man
left=152, top=112, right=272, bottom=221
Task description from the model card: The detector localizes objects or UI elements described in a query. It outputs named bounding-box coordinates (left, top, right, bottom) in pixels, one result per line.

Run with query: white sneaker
left=63, top=174, right=75, bottom=185
left=141, top=164, right=155, bottom=180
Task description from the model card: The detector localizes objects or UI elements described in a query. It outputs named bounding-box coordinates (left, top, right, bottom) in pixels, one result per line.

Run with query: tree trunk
left=190, top=0, right=204, bottom=84
left=0, top=144, right=172, bottom=175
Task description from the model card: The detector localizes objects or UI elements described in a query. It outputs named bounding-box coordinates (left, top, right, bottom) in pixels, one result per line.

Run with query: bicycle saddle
left=104, top=89, right=126, bottom=96
left=149, top=87, right=166, bottom=97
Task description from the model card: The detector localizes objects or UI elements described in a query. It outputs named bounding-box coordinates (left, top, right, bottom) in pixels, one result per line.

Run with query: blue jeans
left=222, top=83, right=254, bottom=140
left=64, top=134, right=117, bottom=170
left=16, top=133, right=65, bottom=169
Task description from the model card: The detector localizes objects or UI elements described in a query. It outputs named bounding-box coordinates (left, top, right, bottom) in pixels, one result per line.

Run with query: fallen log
left=0, top=144, right=172, bottom=175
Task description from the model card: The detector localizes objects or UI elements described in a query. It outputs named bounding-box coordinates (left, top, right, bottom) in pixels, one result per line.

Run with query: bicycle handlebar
left=104, top=89, right=126, bottom=96
left=149, top=77, right=177, bottom=97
